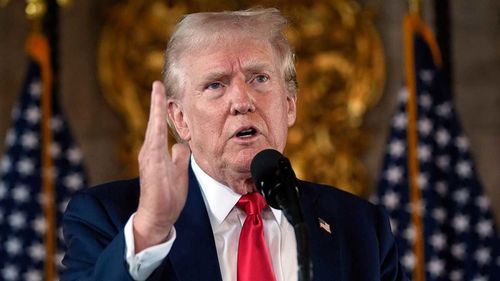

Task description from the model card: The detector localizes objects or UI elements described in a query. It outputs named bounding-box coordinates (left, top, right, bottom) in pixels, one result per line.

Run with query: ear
left=167, top=100, right=191, bottom=141
left=286, top=95, right=297, bottom=127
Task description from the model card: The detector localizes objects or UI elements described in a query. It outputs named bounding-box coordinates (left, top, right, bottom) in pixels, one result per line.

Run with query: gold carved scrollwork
left=98, top=0, right=385, bottom=196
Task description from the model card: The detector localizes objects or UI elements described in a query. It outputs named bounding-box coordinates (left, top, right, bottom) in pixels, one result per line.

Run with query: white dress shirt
left=124, top=156, right=297, bottom=281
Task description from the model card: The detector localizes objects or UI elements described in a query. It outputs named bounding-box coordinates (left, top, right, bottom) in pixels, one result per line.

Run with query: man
left=62, top=8, right=407, bottom=281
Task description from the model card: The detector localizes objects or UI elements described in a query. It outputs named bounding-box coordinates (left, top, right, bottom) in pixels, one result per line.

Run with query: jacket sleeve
left=376, top=205, right=409, bottom=281
left=60, top=190, right=135, bottom=281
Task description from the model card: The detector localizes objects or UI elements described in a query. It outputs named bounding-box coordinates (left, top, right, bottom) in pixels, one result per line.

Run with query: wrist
left=133, top=211, right=173, bottom=253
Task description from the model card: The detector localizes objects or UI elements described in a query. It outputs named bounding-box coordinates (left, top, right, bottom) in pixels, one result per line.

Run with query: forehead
left=180, top=36, right=280, bottom=76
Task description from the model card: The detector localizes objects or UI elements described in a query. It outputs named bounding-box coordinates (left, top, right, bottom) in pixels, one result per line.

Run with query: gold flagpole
left=405, top=1, right=425, bottom=281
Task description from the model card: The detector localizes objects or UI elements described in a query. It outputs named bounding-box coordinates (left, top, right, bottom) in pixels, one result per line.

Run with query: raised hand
left=133, top=81, right=191, bottom=253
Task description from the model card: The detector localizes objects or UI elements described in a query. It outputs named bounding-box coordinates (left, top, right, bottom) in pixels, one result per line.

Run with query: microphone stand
left=270, top=158, right=313, bottom=281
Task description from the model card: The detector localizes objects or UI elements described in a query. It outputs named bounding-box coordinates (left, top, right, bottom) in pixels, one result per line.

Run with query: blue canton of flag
left=0, top=58, right=88, bottom=279
left=374, top=18, right=500, bottom=281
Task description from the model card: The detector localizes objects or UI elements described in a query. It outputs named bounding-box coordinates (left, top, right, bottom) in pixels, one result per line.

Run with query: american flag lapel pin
left=318, top=218, right=332, bottom=234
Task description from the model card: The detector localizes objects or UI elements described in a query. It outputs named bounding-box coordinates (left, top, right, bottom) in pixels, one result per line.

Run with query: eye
left=254, top=74, right=269, bottom=83
left=206, top=82, right=223, bottom=90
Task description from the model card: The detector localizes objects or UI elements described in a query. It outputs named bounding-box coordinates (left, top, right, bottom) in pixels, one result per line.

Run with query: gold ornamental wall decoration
left=98, top=0, right=385, bottom=196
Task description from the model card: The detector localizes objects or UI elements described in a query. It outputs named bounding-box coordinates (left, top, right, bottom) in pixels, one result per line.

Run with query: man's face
left=168, top=36, right=296, bottom=189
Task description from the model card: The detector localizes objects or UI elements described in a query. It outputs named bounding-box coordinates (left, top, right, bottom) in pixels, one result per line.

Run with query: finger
left=147, top=81, right=170, bottom=155
left=171, top=143, right=191, bottom=168
left=144, top=81, right=159, bottom=143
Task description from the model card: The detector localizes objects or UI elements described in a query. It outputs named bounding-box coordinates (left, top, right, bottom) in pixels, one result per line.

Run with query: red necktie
left=236, top=192, right=276, bottom=281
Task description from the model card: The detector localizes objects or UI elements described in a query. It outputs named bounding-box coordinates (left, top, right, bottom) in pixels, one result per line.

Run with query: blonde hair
left=162, top=8, right=297, bottom=99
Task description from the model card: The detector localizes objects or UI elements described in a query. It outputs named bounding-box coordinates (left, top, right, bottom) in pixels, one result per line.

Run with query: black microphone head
left=251, top=149, right=291, bottom=209
left=251, top=149, right=283, bottom=190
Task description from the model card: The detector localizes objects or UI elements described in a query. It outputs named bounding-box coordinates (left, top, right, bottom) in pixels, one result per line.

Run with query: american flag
left=374, top=16, right=500, bottom=281
left=0, top=36, right=87, bottom=280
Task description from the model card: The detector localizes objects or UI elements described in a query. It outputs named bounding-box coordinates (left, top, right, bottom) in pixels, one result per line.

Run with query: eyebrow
left=198, top=60, right=276, bottom=86
left=241, top=61, right=275, bottom=74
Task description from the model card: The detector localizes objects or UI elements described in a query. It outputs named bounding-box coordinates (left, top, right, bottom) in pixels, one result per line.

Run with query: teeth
left=236, top=128, right=255, bottom=137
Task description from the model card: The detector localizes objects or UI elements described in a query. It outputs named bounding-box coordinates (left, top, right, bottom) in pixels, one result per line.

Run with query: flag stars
left=435, top=128, right=450, bottom=147
left=474, top=247, right=491, bottom=266
left=407, top=201, right=425, bottom=216
left=6, top=129, right=16, bottom=146
left=452, top=243, right=466, bottom=260
left=392, top=113, right=407, bottom=130
left=427, top=258, right=445, bottom=277
left=382, top=190, right=400, bottom=210
left=403, top=225, right=416, bottom=242
left=21, top=132, right=39, bottom=150
left=64, top=173, right=84, bottom=191
left=17, top=158, right=35, bottom=176
left=453, top=188, right=470, bottom=205
left=449, top=269, right=463, bottom=281
left=436, top=155, right=450, bottom=170
left=24, top=269, right=42, bottom=281
left=5, top=237, right=22, bottom=256
left=32, top=216, right=47, bottom=235
left=455, top=135, right=469, bottom=151
left=8, top=211, right=27, bottom=229
left=50, top=142, right=61, bottom=158
left=476, top=219, right=493, bottom=238
left=453, top=214, right=470, bottom=233
left=456, top=161, right=472, bottom=178
left=1, top=156, right=12, bottom=173
left=24, top=106, right=41, bottom=124
left=419, top=93, right=433, bottom=109
left=418, top=118, right=433, bottom=136
left=12, top=184, right=29, bottom=203
left=418, top=144, right=432, bottom=162
left=29, top=80, right=42, bottom=97
left=429, top=232, right=447, bottom=251
left=419, top=69, right=435, bottom=84
left=435, top=181, right=448, bottom=196
left=398, top=88, right=408, bottom=102
left=385, top=166, right=403, bottom=185
left=50, top=116, right=64, bottom=132
left=28, top=242, right=45, bottom=261
left=1, top=264, right=19, bottom=281
left=475, top=195, right=490, bottom=212
left=401, top=252, right=416, bottom=271
left=432, top=208, right=447, bottom=223
left=436, top=102, right=452, bottom=118
left=388, top=140, right=405, bottom=158
left=417, top=173, right=429, bottom=189
left=67, top=147, right=83, bottom=164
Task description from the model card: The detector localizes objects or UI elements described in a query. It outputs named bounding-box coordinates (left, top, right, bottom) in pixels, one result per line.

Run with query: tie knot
left=236, top=192, right=267, bottom=216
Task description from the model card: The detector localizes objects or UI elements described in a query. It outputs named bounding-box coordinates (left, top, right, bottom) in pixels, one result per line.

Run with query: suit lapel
left=299, top=182, right=345, bottom=280
left=168, top=167, right=223, bottom=281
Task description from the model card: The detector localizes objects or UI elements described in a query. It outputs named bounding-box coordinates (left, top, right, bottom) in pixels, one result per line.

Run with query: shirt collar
left=191, top=155, right=282, bottom=225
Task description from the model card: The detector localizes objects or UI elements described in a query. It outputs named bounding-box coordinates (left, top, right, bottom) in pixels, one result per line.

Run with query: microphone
left=250, top=149, right=303, bottom=225
left=251, top=149, right=312, bottom=281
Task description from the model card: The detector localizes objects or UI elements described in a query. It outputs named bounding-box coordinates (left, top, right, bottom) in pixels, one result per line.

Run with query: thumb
left=171, top=143, right=191, bottom=168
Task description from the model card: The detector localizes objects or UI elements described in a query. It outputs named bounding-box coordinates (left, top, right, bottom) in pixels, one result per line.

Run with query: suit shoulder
left=67, top=178, right=140, bottom=225
left=80, top=177, right=140, bottom=199
left=299, top=180, right=381, bottom=216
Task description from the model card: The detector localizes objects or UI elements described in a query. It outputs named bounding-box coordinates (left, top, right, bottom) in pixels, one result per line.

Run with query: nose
left=229, top=79, right=255, bottom=115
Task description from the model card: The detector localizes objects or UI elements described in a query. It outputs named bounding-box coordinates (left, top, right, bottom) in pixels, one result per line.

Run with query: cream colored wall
left=1, top=0, right=499, bottom=223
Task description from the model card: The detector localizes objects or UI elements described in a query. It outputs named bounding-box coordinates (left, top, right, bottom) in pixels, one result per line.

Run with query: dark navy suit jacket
left=61, top=167, right=407, bottom=281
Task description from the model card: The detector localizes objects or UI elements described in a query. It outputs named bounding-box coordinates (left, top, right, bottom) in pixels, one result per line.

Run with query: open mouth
left=235, top=127, right=257, bottom=138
